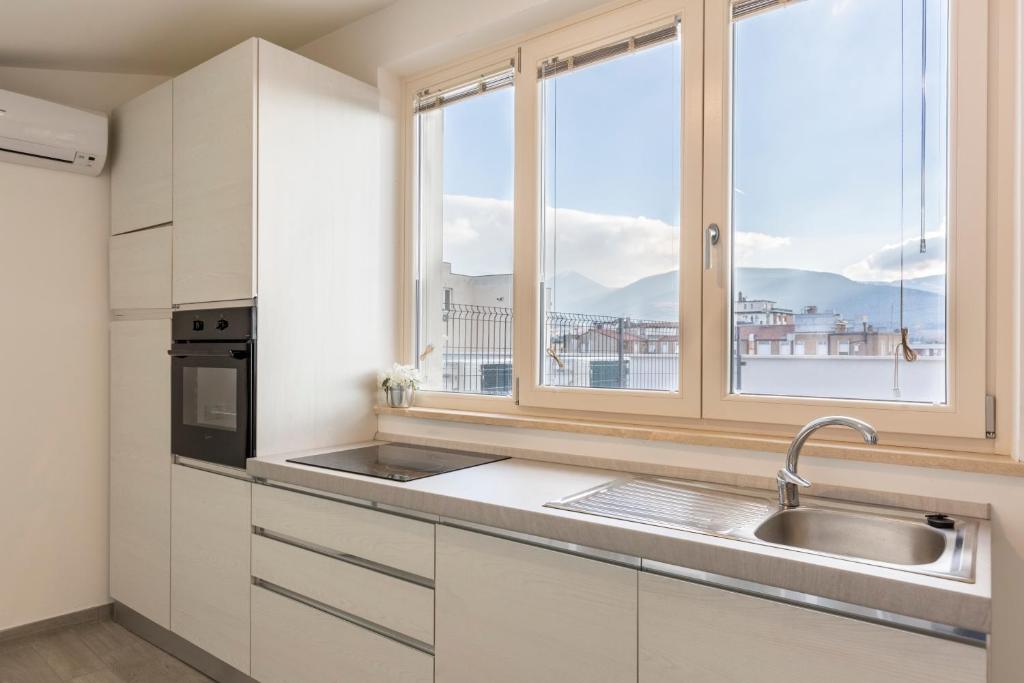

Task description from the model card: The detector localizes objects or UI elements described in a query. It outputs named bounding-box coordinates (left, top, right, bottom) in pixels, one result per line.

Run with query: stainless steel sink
left=546, top=476, right=978, bottom=582
left=754, top=507, right=947, bottom=566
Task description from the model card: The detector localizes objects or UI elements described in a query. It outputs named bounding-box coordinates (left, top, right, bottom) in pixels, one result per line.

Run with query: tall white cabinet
left=171, top=40, right=257, bottom=305
left=109, top=319, right=171, bottom=627
left=435, top=526, right=638, bottom=683
left=110, top=36, right=388, bottom=678
left=108, top=77, right=174, bottom=629
left=170, top=37, right=386, bottom=456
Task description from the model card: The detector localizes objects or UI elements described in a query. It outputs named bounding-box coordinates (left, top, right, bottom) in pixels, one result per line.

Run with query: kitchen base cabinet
left=170, top=465, right=252, bottom=675
left=435, top=525, right=637, bottom=683
left=251, top=585, right=433, bottom=683
left=638, top=571, right=986, bottom=683
left=109, top=318, right=171, bottom=627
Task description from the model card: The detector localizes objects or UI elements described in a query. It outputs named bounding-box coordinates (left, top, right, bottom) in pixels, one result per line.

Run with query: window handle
left=704, top=223, right=720, bottom=270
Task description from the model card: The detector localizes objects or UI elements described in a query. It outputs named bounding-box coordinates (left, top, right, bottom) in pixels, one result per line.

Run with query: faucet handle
left=777, top=469, right=811, bottom=488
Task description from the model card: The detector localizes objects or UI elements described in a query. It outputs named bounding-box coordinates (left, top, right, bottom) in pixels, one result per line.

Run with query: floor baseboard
left=112, top=602, right=255, bottom=683
left=0, top=603, right=112, bottom=644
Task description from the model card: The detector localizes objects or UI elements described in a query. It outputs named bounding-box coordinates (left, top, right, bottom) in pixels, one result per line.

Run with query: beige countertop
left=247, top=444, right=992, bottom=635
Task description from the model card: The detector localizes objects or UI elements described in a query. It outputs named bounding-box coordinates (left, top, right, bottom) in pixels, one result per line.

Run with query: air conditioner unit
left=0, top=88, right=108, bottom=176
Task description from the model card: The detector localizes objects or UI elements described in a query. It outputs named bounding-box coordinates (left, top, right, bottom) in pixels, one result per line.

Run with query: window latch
left=704, top=223, right=720, bottom=270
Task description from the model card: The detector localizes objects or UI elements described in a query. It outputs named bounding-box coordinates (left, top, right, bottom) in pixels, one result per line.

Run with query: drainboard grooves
left=546, top=478, right=774, bottom=535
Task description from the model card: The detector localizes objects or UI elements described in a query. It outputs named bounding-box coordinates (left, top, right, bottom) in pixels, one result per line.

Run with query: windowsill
left=375, top=405, right=1024, bottom=478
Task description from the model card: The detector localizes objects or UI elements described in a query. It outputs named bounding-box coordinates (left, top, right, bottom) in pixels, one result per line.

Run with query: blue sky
left=439, top=0, right=948, bottom=285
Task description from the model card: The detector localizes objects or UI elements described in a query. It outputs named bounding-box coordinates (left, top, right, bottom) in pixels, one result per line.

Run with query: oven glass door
left=171, top=342, right=252, bottom=468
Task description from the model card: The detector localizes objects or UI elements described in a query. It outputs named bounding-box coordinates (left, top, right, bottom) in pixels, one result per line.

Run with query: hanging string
left=918, top=0, right=928, bottom=254
left=893, top=0, right=921, bottom=396
left=899, top=327, right=918, bottom=361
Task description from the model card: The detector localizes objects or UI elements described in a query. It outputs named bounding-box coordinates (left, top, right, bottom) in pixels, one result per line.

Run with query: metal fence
left=440, top=303, right=679, bottom=394
left=441, top=303, right=513, bottom=394
left=544, top=311, right=679, bottom=392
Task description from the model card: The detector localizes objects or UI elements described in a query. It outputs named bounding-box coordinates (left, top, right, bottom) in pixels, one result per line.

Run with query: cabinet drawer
left=252, top=585, right=433, bottom=683
left=252, top=534, right=434, bottom=644
left=252, top=485, right=434, bottom=579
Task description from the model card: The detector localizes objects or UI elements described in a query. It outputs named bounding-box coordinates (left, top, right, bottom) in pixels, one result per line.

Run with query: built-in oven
left=169, top=306, right=255, bottom=469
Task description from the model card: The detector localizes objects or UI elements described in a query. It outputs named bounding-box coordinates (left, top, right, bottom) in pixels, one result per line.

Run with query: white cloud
left=831, top=0, right=855, bottom=16
left=442, top=195, right=680, bottom=288
left=733, top=231, right=791, bottom=266
left=441, top=195, right=514, bottom=277
left=842, top=230, right=946, bottom=282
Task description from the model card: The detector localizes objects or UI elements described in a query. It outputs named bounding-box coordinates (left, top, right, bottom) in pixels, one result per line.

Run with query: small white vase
left=385, top=385, right=415, bottom=408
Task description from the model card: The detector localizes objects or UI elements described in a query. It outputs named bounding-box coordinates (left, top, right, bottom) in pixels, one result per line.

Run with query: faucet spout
left=778, top=416, right=878, bottom=509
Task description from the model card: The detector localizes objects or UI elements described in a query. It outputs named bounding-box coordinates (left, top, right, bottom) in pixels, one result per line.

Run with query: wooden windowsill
left=375, top=405, right=1024, bottom=478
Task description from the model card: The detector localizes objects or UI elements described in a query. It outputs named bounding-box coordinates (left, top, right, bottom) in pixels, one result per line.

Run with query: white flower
left=381, top=363, right=423, bottom=389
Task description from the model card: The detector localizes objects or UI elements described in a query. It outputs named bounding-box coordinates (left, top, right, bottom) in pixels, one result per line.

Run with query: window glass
left=415, top=75, right=514, bottom=394
left=730, top=0, right=948, bottom=404
left=539, top=29, right=682, bottom=392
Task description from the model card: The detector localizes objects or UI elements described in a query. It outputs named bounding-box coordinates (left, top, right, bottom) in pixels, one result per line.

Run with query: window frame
left=403, top=52, right=520, bottom=408
left=515, top=0, right=705, bottom=418
left=700, top=0, right=989, bottom=438
left=400, top=0, right=993, bottom=442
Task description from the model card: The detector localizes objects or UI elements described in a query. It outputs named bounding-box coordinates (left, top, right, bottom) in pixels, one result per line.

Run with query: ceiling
left=0, top=0, right=397, bottom=75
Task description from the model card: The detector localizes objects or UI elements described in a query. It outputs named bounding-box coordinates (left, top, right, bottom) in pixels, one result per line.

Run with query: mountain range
left=550, top=268, right=945, bottom=335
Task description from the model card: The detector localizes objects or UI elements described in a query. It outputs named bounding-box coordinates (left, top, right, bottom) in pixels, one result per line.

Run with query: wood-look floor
left=0, top=618, right=212, bottom=683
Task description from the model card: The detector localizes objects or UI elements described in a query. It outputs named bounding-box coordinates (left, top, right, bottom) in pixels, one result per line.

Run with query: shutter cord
left=893, top=0, right=920, bottom=397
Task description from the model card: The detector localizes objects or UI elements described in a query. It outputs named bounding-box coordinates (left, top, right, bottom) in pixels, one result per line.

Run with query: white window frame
left=701, top=0, right=988, bottom=438
left=515, top=0, right=704, bottom=418
left=403, top=51, right=520, bottom=410
left=401, top=0, right=992, bottom=441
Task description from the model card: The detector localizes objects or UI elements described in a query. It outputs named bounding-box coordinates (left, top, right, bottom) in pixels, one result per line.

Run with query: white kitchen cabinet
left=171, top=465, right=252, bottom=674
left=109, top=225, right=172, bottom=310
left=172, top=39, right=256, bottom=304
left=109, top=318, right=171, bottom=627
left=435, top=525, right=638, bottom=683
left=638, top=571, right=986, bottom=683
left=252, top=530, right=435, bottom=645
left=251, top=585, right=433, bottom=683
left=251, top=484, right=435, bottom=579
left=110, top=80, right=172, bottom=235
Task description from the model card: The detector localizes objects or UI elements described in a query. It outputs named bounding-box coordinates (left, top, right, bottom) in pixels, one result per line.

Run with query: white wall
left=0, top=68, right=164, bottom=631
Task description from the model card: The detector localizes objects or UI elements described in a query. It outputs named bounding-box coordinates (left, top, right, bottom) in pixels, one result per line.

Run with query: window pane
left=730, top=0, right=948, bottom=404
left=540, top=35, right=681, bottom=392
left=415, top=80, right=514, bottom=394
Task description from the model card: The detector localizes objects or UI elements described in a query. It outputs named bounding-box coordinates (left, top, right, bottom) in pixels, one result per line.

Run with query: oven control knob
left=216, top=318, right=230, bottom=331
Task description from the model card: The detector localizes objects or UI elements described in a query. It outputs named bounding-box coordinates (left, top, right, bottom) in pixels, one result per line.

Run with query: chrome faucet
left=778, top=416, right=878, bottom=509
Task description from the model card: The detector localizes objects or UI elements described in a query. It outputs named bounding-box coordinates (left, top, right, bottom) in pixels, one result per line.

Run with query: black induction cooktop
left=286, top=443, right=509, bottom=482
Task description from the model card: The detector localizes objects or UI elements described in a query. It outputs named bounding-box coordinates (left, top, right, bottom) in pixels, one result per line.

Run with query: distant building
left=737, top=324, right=795, bottom=355
left=794, top=305, right=844, bottom=333
left=733, top=292, right=794, bottom=325
left=441, top=262, right=512, bottom=308
left=736, top=295, right=903, bottom=358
